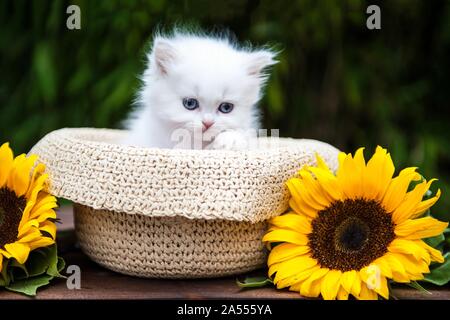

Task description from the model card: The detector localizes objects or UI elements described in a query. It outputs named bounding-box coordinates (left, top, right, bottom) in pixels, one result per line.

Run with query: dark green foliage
left=0, top=0, right=449, bottom=219
left=0, top=245, right=65, bottom=296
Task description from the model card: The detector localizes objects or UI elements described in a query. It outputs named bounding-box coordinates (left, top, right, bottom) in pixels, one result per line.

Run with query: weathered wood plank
left=0, top=250, right=448, bottom=300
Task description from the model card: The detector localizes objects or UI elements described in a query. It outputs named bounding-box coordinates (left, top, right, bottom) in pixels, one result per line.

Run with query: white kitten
left=123, top=32, right=277, bottom=150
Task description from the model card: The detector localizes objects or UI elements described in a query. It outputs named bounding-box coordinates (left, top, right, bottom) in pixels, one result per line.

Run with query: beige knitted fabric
left=30, top=128, right=339, bottom=278
left=74, top=204, right=268, bottom=278
left=30, top=128, right=339, bottom=223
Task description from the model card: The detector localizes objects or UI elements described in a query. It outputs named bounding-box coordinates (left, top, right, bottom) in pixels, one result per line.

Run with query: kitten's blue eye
left=218, top=102, right=234, bottom=114
left=182, top=98, right=199, bottom=110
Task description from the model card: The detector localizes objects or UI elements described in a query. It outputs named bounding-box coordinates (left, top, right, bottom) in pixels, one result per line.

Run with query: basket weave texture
left=31, top=128, right=339, bottom=278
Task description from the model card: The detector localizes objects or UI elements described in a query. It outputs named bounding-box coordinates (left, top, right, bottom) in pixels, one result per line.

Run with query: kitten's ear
left=152, top=38, right=177, bottom=76
left=246, top=50, right=278, bottom=77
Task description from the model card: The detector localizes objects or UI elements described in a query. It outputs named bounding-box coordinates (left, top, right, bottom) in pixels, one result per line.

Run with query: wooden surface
left=0, top=206, right=448, bottom=300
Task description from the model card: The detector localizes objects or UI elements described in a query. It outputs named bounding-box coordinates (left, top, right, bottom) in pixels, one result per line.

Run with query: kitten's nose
left=202, top=120, right=215, bottom=130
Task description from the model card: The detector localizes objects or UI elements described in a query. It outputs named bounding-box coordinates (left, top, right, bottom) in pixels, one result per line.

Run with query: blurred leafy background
left=0, top=0, right=449, bottom=220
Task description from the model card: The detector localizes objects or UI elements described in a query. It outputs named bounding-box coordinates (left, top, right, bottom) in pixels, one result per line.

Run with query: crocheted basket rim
left=30, top=128, right=339, bottom=222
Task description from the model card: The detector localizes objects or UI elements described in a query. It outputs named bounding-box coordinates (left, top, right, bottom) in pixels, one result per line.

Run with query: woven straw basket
left=30, top=128, right=339, bottom=278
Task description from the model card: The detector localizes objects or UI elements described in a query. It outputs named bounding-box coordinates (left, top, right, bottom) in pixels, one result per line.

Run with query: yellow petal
left=17, top=218, right=40, bottom=238
left=289, top=197, right=318, bottom=218
left=19, top=190, right=48, bottom=229
left=337, top=286, right=349, bottom=300
left=308, top=167, right=344, bottom=201
left=0, top=249, right=12, bottom=259
left=381, top=167, right=420, bottom=213
left=411, top=189, right=441, bottom=218
left=337, top=150, right=365, bottom=199
left=351, top=147, right=366, bottom=197
left=383, top=253, right=411, bottom=283
left=17, top=229, right=42, bottom=244
left=315, top=153, right=332, bottom=172
left=28, top=237, right=55, bottom=251
left=268, top=243, right=310, bottom=266
left=298, top=168, right=333, bottom=206
left=360, top=266, right=389, bottom=299
left=33, top=190, right=56, bottom=210
left=39, top=220, right=57, bottom=240
left=357, top=283, right=378, bottom=300
left=23, top=173, right=48, bottom=207
left=36, top=210, right=57, bottom=223
left=4, top=242, right=30, bottom=264
left=388, top=238, right=430, bottom=264
left=416, top=240, right=445, bottom=263
left=336, top=153, right=353, bottom=187
left=0, top=142, right=14, bottom=187
left=337, top=151, right=347, bottom=166
left=372, top=256, right=393, bottom=278
left=340, top=270, right=357, bottom=293
left=18, top=200, right=36, bottom=231
left=320, top=270, right=342, bottom=300
left=276, top=266, right=319, bottom=289
left=30, top=197, right=58, bottom=220
left=389, top=252, right=429, bottom=279
left=262, top=229, right=309, bottom=246
left=392, top=179, right=437, bottom=223
left=395, top=216, right=448, bottom=239
left=269, top=213, right=311, bottom=235
left=360, top=265, right=380, bottom=289
left=7, top=154, right=38, bottom=197
left=25, top=163, right=46, bottom=200
left=363, top=146, right=395, bottom=200
left=351, top=272, right=362, bottom=297
left=6, top=154, right=26, bottom=193
left=271, top=255, right=318, bottom=283
left=374, top=276, right=389, bottom=299
left=287, top=178, right=326, bottom=211
left=299, top=267, right=329, bottom=298
left=288, top=282, right=302, bottom=292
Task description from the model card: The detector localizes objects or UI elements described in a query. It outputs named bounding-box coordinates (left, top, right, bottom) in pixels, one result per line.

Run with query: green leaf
left=406, top=281, right=432, bottom=295
left=1, top=245, right=66, bottom=296
left=444, top=229, right=450, bottom=247
left=8, top=259, right=29, bottom=280
left=424, top=233, right=445, bottom=248
left=10, top=245, right=63, bottom=280
left=5, top=274, right=53, bottom=296
left=423, top=253, right=450, bottom=286
left=46, top=245, right=65, bottom=278
left=57, top=257, right=66, bottom=274
left=23, top=248, right=53, bottom=278
left=0, top=259, right=11, bottom=287
left=236, top=276, right=274, bottom=289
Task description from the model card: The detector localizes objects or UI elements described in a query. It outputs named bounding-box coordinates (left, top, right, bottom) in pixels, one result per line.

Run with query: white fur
left=123, top=32, right=277, bottom=150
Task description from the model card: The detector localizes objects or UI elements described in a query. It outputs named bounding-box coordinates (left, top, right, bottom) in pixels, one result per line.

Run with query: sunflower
left=0, top=142, right=57, bottom=272
left=263, top=146, right=448, bottom=300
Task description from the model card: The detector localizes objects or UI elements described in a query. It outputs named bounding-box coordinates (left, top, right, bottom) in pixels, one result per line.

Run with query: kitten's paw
left=208, top=131, right=249, bottom=150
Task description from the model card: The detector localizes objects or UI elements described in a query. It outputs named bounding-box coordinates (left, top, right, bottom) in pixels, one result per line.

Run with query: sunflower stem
left=236, top=276, right=273, bottom=289
left=406, top=281, right=432, bottom=295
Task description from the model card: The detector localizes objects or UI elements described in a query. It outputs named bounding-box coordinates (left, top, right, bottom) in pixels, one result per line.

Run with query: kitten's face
left=141, top=36, right=277, bottom=144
